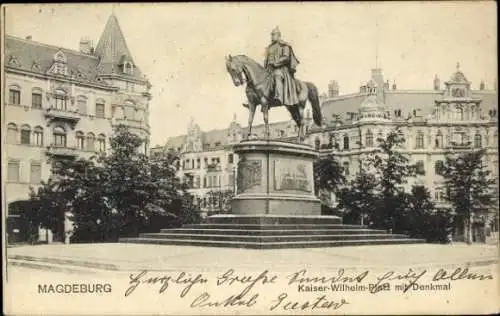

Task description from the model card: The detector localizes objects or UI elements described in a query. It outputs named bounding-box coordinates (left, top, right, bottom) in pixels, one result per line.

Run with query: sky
left=4, top=2, right=497, bottom=147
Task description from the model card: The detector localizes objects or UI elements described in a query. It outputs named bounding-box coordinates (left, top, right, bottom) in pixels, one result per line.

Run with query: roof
left=161, top=66, right=498, bottom=149
left=5, top=35, right=106, bottom=86
left=5, top=13, right=147, bottom=83
left=449, top=70, right=469, bottom=83
left=94, top=13, right=143, bottom=79
left=164, top=120, right=293, bottom=150
left=322, top=89, right=498, bottom=121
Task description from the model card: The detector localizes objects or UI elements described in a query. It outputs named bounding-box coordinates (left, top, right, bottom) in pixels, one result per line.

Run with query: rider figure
left=264, top=27, right=300, bottom=106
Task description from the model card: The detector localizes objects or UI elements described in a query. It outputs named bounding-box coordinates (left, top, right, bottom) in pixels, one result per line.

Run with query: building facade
left=4, top=13, right=152, bottom=243
left=155, top=65, right=498, bottom=226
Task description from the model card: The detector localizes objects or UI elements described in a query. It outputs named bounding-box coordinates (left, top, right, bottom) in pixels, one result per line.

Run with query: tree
left=337, top=168, right=378, bottom=225
left=28, top=178, right=66, bottom=242
left=28, top=125, right=200, bottom=243
left=402, top=185, right=453, bottom=243
left=442, top=149, right=496, bottom=244
left=366, top=129, right=416, bottom=231
left=314, top=153, right=346, bottom=207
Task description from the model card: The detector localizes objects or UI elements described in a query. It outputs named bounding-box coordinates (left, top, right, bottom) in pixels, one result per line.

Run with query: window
left=54, top=90, right=67, bottom=110
left=456, top=107, right=464, bottom=120
left=343, top=135, right=349, bottom=150
left=7, top=123, right=18, bottom=144
left=76, top=132, right=85, bottom=150
left=98, top=134, right=106, bottom=152
left=124, top=106, right=134, bottom=119
left=53, top=51, right=67, bottom=75
left=228, top=153, right=234, bottom=164
left=53, top=126, right=66, bottom=147
left=315, top=138, right=320, bottom=150
left=86, top=133, right=95, bottom=151
left=21, top=125, right=31, bottom=145
left=453, top=132, right=465, bottom=145
left=30, top=163, right=42, bottom=183
left=329, top=134, right=336, bottom=147
left=365, top=130, right=374, bottom=147
left=8, top=160, right=20, bottom=182
left=77, top=97, right=87, bottom=114
left=343, top=162, right=350, bottom=176
left=416, top=160, right=425, bottom=175
left=196, top=158, right=201, bottom=169
left=435, top=130, right=443, bottom=148
left=124, top=62, right=133, bottom=75
left=415, top=131, right=424, bottom=149
left=95, top=103, right=105, bottom=118
left=377, top=131, right=383, bottom=143
left=474, top=133, right=482, bottom=148
left=435, top=160, right=444, bottom=176
left=9, top=88, right=21, bottom=105
left=203, top=177, right=207, bottom=188
left=434, top=188, right=446, bottom=202
left=33, top=126, right=44, bottom=146
left=32, top=92, right=42, bottom=109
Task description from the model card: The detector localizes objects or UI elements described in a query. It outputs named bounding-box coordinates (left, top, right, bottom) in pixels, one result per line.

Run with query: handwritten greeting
left=123, top=266, right=494, bottom=311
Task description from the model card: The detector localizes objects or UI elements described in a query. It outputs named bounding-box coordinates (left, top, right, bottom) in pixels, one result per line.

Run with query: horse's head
left=225, top=55, right=246, bottom=87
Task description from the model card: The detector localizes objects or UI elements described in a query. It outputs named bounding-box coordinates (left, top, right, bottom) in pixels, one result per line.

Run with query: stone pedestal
left=232, top=139, right=321, bottom=216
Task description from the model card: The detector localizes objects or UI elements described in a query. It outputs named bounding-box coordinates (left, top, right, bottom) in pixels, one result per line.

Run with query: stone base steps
left=140, top=233, right=410, bottom=242
left=119, top=237, right=424, bottom=249
left=120, top=215, right=426, bottom=249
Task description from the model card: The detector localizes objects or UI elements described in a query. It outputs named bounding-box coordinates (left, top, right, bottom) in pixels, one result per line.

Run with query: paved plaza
left=7, top=243, right=498, bottom=274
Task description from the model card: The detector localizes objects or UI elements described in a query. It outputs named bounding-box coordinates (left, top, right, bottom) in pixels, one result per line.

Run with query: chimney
left=328, top=80, right=339, bottom=97
left=392, top=80, right=397, bottom=90
left=25, top=35, right=32, bottom=40
left=384, top=80, right=390, bottom=90
left=79, top=37, right=94, bottom=54
left=433, top=75, right=440, bottom=91
left=479, top=80, right=485, bottom=91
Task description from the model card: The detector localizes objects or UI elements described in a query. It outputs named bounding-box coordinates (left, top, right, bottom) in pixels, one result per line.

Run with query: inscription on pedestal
left=237, top=159, right=262, bottom=193
left=274, top=160, right=312, bottom=192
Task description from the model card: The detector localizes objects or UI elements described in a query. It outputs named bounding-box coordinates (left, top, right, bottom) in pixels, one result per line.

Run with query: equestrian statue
left=225, top=26, right=322, bottom=143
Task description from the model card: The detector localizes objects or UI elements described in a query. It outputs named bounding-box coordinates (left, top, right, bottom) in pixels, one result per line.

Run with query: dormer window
left=8, top=55, right=21, bottom=67
left=54, top=50, right=67, bottom=63
left=51, top=50, right=68, bottom=76
left=32, top=62, right=42, bottom=72
left=123, top=61, right=134, bottom=75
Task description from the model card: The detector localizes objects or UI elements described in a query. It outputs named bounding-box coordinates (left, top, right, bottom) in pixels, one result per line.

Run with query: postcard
left=2, top=2, right=499, bottom=315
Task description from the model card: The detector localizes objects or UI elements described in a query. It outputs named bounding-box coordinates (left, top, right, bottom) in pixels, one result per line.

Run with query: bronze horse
left=225, top=54, right=322, bottom=142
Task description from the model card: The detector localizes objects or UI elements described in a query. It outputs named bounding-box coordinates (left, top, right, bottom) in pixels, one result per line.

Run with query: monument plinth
left=232, top=139, right=321, bottom=216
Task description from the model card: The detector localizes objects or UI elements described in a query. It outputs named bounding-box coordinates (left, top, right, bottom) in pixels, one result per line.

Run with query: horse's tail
left=306, top=82, right=322, bottom=126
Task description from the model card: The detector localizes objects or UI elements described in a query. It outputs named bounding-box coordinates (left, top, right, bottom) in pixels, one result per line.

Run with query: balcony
left=113, top=119, right=150, bottom=132
left=44, top=108, right=80, bottom=128
left=206, top=163, right=222, bottom=172
left=46, top=145, right=78, bottom=158
left=447, top=141, right=472, bottom=150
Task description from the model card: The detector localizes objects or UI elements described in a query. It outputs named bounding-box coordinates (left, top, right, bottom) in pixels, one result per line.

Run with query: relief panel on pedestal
left=273, top=159, right=312, bottom=193
left=236, top=159, right=262, bottom=193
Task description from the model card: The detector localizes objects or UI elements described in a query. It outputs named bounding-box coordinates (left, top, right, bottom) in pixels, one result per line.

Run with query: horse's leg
left=261, top=98, right=270, bottom=138
left=288, top=106, right=301, bottom=143
left=247, top=103, right=256, bottom=138
left=297, top=102, right=306, bottom=142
